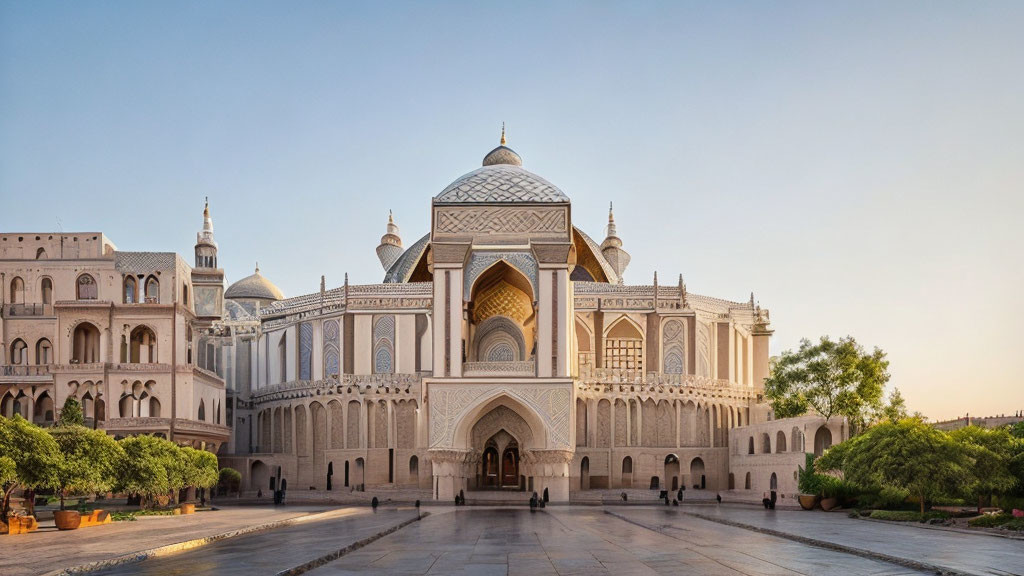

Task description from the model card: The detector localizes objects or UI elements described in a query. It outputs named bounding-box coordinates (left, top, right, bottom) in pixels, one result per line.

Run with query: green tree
left=0, top=415, right=59, bottom=522
left=118, top=435, right=181, bottom=506
left=816, top=419, right=970, bottom=514
left=764, top=336, right=889, bottom=431
left=49, top=425, right=124, bottom=510
left=58, top=397, right=84, bottom=427
left=948, top=426, right=1017, bottom=508
left=218, top=467, right=242, bottom=496
left=878, top=388, right=908, bottom=423
left=181, top=447, right=219, bottom=494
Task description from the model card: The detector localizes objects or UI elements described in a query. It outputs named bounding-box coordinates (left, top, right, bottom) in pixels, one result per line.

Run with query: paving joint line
left=605, top=509, right=975, bottom=576
left=275, top=512, right=429, bottom=576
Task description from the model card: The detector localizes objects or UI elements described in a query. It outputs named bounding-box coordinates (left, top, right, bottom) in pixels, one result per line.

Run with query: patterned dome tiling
left=435, top=164, right=569, bottom=204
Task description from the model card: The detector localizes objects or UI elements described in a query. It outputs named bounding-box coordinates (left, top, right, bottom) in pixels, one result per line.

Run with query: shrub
left=969, top=513, right=1013, bottom=528
left=870, top=509, right=950, bottom=522
left=820, top=475, right=859, bottom=502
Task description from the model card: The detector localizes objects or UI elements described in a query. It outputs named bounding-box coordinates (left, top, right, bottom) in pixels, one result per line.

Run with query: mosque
left=0, top=130, right=845, bottom=502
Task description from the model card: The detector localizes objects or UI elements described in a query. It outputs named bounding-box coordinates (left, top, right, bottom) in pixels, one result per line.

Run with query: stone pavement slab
left=0, top=505, right=335, bottom=576
left=615, top=505, right=1024, bottom=576
left=92, top=507, right=420, bottom=576
left=307, top=507, right=925, bottom=575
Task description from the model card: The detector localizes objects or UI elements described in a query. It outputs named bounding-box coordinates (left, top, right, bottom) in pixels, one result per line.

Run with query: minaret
left=195, top=197, right=218, bottom=269
left=376, top=210, right=404, bottom=271
left=191, top=197, right=225, bottom=322
left=601, top=202, right=631, bottom=283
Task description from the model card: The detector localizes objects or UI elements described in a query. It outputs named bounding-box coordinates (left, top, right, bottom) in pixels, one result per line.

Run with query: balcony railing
left=0, top=364, right=52, bottom=377
left=463, top=361, right=536, bottom=377
left=4, top=303, right=54, bottom=317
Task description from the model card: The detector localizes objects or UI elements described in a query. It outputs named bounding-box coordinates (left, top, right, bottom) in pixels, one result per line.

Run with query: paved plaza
left=8, top=504, right=1024, bottom=576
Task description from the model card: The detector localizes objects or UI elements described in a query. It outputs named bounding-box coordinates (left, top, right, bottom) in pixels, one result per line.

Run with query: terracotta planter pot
left=820, top=497, right=840, bottom=511
left=54, top=510, right=82, bottom=531
left=798, top=494, right=819, bottom=510
left=180, top=503, right=195, bottom=515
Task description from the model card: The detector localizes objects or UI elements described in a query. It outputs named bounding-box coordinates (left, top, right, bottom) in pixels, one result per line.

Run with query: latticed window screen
left=604, top=339, right=644, bottom=371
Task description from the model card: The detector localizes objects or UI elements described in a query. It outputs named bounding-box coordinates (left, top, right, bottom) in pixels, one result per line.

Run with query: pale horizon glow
left=1, top=2, right=1022, bottom=421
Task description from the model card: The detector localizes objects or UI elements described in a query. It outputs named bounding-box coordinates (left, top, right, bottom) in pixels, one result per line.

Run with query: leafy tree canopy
left=49, top=425, right=125, bottom=509
left=58, top=397, right=84, bottom=427
left=948, top=426, right=1019, bottom=504
left=118, top=435, right=177, bottom=500
left=816, top=419, right=971, bottom=514
left=180, top=447, right=219, bottom=491
left=0, top=415, right=59, bottom=521
left=764, top=335, right=889, bottom=431
left=218, top=467, right=241, bottom=494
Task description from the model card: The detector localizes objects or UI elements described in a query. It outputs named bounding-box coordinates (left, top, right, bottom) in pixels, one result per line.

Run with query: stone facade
left=3, top=134, right=819, bottom=499
left=0, top=229, right=229, bottom=452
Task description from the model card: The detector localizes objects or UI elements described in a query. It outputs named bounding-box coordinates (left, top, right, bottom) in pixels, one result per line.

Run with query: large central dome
left=435, top=137, right=569, bottom=204
left=435, top=164, right=569, bottom=204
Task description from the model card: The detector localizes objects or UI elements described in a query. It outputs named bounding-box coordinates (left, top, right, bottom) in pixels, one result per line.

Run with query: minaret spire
left=195, top=197, right=217, bottom=268
left=601, top=200, right=630, bottom=284
left=376, top=210, right=404, bottom=272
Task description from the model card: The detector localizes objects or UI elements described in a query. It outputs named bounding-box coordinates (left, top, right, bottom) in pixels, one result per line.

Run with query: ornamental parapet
left=577, top=368, right=755, bottom=398
left=463, top=361, right=535, bottom=377
left=110, top=363, right=171, bottom=373
left=51, top=362, right=105, bottom=373
left=102, top=417, right=171, bottom=433
left=251, top=373, right=423, bottom=403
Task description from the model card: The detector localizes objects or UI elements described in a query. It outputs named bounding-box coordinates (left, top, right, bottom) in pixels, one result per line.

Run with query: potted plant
left=797, top=453, right=822, bottom=510
left=49, top=420, right=124, bottom=530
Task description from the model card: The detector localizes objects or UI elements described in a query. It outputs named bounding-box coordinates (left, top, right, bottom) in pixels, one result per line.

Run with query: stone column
left=429, top=449, right=474, bottom=501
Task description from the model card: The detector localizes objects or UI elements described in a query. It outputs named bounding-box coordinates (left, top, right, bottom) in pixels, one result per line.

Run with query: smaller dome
left=225, top=265, right=284, bottom=301
left=482, top=145, right=522, bottom=167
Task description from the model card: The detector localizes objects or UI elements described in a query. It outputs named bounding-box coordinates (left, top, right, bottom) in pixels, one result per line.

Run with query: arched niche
left=468, top=260, right=536, bottom=362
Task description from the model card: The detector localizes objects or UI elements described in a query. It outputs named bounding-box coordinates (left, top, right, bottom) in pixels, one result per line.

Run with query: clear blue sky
left=2, top=1, right=1022, bottom=420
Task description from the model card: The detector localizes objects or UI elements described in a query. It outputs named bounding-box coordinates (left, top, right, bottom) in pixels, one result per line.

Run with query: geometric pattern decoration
left=322, top=319, right=340, bottom=378
left=436, top=205, right=567, bottom=235
left=435, top=164, right=569, bottom=204
left=698, top=322, right=711, bottom=377
left=662, top=319, right=685, bottom=374
left=473, top=280, right=533, bottom=325
left=299, top=322, right=313, bottom=380
left=372, top=315, right=395, bottom=375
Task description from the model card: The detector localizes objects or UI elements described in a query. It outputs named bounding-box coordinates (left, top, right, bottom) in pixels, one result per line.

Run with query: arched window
left=814, top=426, right=833, bottom=456
left=776, top=430, right=788, bottom=453
left=149, top=396, right=161, bottom=418
left=36, top=247, right=47, bottom=260
left=409, top=455, right=419, bottom=477
left=41, top=278, right=52, bottom=305
left=33, top=392, right=54, bottom=424
left=603, top=316, right=644, bottom=372
left=10, top=339, right=28, bottom=365
left=9, top=277, right=24, bottom=304
left=745, top=472, right=751, bottom=489
left=124, top=277, right=137, bottom=304
left=182, top=283, right=189, bottom=307
left=761, top=432, right=772, bottom=454
left=198, top=399, right=206, bottom=422
left=119, top=393, right=134, bottom=418
left=144, top=276, right=159, bottom=303
left=129, top=326, right=157, bottom=363
left=71, top=322, right=101, bottom=363
left=748, top=436, right=754, bottom=455
left=35, top=338, right=52, bottom=365
left=76, top=274, right=98, bottom=300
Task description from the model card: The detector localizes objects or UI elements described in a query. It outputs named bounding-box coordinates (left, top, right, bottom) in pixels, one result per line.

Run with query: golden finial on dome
left=255, top=261, right=260, bottom=274
left=500, top=122, right=506, bottom=146
left=203, top=196, right=209, bottom=218
left=609, top=201, right=615, bottom=222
